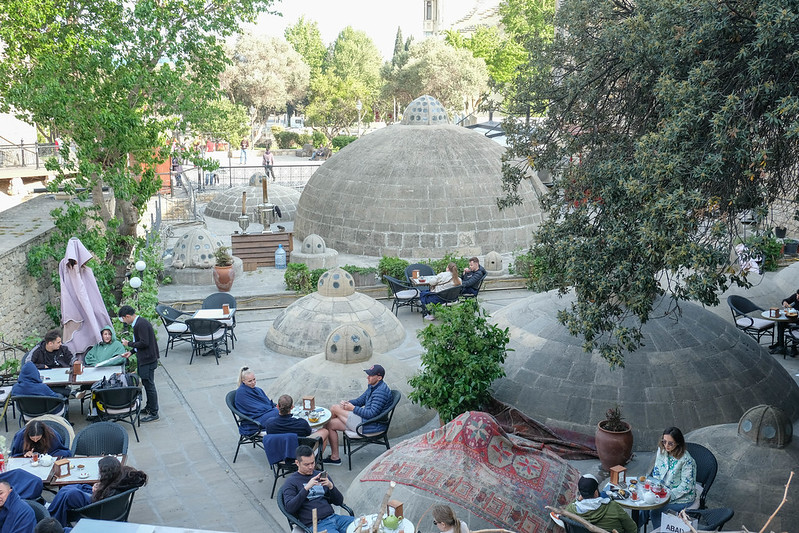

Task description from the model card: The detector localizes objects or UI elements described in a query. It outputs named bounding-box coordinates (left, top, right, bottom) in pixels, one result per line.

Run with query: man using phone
left=282, top=445, right=355, bottom=533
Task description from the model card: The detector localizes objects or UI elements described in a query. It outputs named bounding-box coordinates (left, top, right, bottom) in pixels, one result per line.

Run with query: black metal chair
left=726, top=295, right=775, bottom=344
left=560, top=515, right=592, bottom=533
left=686, top=508, right=735, bottom=530
left=24, top=499, right=50, bottom=522
left=383, top=275, right=420, bottom=315
left=460, top=274, right=486, bottom=299
left=277, top=485, right=354, bottom=533
left=11, top=395, right=69, bottom=428
left=225, top=390, right=265, bottom=463
left=264, top=434, right=323, bottom=499
left=404, top=263, right=434, bottom=284
left=342, top=389, right=401, bottom=470
left=686, top=442, right=717, bottom=509
left=72, top=421, right=129, bottom=455
left=203, top=292, right=237, bottom=349
left=66, top=487, right=139, bottom=525
left=185, top=318, right=227, bottom=364
left=155, top=303, right=192, bottom=357
left=92, top=379, right=142, bottom=443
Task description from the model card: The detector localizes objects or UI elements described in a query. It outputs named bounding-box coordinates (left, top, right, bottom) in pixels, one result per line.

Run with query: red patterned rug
left=360, top=411, right=579, bottom=533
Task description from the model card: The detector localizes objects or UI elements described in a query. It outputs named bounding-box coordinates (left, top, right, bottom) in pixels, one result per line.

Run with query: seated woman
left=83, top=325, right=126, bottom=366
left=11, top=420, right=71, bottom=458
left=234, top=367, right=278, bottom=433
left=432, top=505, right=469, bottom=533
left=420, top=262, right=462, bottom=320
left=11, top=362, right=69, bottom=417
left=47, top=456, right=147, bottom=527
left=645, top=426, right=696, bottom=529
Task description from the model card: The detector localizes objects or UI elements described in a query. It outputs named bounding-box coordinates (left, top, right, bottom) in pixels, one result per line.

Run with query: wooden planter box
left=231, top=232, right=293, bottom=271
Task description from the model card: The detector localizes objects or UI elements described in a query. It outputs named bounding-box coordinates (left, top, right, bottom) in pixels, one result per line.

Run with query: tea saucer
left=78, top=472, right=90, bottom=479
left=30, top=461, right=39, bottom=467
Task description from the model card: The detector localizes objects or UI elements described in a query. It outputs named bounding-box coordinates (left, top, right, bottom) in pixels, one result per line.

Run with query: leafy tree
left=193, top=98, right=250, bottom=147
left=285, top=16, right=327, bottom=78
left=305, top=27, right=382, bottom=136
left=445, top=26, right=525, bottom=90
left=409, top=299, right=511, bottom=423
left=221, top=32, right=310, bottom=137
left=0, top=0, right=272, bottom=305
left=501, top=0, right=799, bottom=367
left=383, top=39, right=489, bottom=114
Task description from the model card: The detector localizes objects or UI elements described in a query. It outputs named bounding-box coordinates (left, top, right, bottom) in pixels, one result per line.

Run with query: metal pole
left=35, top=141, right=39, bottom=169
left=20, top=139, right=25, bottom=167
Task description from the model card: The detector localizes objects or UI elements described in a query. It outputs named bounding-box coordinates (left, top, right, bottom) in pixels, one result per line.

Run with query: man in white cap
left=564, top=474, right=637, bottom=533
left=323, top=364, right=392, bottom=465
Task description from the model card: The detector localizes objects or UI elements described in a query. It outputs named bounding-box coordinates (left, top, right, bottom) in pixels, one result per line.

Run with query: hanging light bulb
left=129, top=276, right=142, bottom=289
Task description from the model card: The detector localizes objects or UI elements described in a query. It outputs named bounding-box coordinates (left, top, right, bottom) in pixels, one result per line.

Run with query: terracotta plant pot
left=595, top=421, right=633, bottom=471
left=213, top=265, right=235, bottom=292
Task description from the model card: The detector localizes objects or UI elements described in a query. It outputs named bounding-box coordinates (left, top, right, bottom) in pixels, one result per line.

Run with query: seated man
left=282, top=445, right=354, bottom=533
left=323, top=365, right=392, bottom=465
left=0, top=480, right=37, bottom=533
left=30, top=329, right=74, bottom=369
left=460, top=256, right=487, bottom=296
left=564, top=474, right=637, bottom=533
left=265, top=395, right=329, bottom=449
left=782, top=288, right=799, bottom=310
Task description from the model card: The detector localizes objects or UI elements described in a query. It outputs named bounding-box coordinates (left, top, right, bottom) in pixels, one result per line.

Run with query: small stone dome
left=738, top=405, right=793, bottom=448
left=204, top=184, right=301, bottom=223
left=485, top=251, right=503, bottom=272
left=400, top=95, right=450, bottom=126
left=302, top=234, right=327, bottom=255
left=317, top=268, right=355, bottom=297
left=172, top=227, right=224, bottom=268
left=326, top=324, right=372, bottom=364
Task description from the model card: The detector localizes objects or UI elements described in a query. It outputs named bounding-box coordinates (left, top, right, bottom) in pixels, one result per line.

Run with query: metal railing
left=163, top=162, right=320, bottom=195
left=0, top=142, right=59, bottom=169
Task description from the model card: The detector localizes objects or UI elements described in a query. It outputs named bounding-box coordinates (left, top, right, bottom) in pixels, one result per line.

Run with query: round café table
left=346, top=514, right=415, bottom=533
left=291, top=406, right=332, bottom=429
left=760, top=309, right=798, bottom=355
left=603, top=479, right=670, bottom=533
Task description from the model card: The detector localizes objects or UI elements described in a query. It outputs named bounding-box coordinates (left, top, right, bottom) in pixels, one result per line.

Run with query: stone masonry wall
left=0, top=228, right=59, bottom=345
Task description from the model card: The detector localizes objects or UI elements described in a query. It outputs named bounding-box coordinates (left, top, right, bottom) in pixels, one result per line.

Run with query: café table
left=346, top=514, right=415, bottom=533
left=603, top=478, right=670, bottom=533
left=409, top=276, right=432, bottom=289
left=192, top=308, right=235, bottom=320
left=760, top=309, right=798, bottom=355
left=39, top=365, right=125, bottom=387
left=291, top=406, right=332, bottom=429
left=7, top=455, right=126, bottom=487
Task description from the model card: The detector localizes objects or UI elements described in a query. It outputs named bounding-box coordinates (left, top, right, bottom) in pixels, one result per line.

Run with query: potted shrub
left=213, top=246, right=235, bottom=292
left=595, top=405, right=633, bottom=471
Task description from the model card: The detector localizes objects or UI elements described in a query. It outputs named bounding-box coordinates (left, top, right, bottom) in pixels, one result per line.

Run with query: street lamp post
left=356, top=99, right=362, bottom=137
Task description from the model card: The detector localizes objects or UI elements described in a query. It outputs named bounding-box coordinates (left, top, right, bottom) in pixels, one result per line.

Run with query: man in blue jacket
left=461, top=257, right=487, bottom=296
left=0, top=481, right=36, bottom=533
left=323, top=364, right=392, bottom=465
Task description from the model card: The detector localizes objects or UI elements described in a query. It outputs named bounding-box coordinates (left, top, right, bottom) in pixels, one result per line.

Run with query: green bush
left=284, top=263, right=312, bottom=293
left=409, top=299, right=511, bottom=423
left=745, top=235, right=782, bottom=272
left=378, top=256, right=409, bottom=283
left=420, top=253, right=469, bottom=274
left=298, top=133, right=312, bottom=146
left=311, top=131, right=326, bottom=147
left=511, top=246, right=550, bottom=289
left=275, top=131, right=301, bottom=149
left=331, top=135, right=357, bottom=151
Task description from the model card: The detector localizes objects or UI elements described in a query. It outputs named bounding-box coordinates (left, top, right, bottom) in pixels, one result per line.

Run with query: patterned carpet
left=360, top=411, right=580, bottom=533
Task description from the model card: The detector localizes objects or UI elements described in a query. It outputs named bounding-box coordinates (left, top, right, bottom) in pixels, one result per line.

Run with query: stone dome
left=204, top=184, right=300, bottom=223
left=687, top=418, right=799, bottom=530
left=294, top=103, right=543, bottom=258
left=265, top=268, right=405, bottom=357
left=490, top=290, right=799, bottom=450
left=302, top=234, right=327, bottom=254
left=266, top=338, right=435, bottom=437
left=317, top=267, right=354, bottom=297
left=400, top=95, right=450, bottom=125
left=325, top=324, right=372, bottom=364
left=485, top=250, right=503, bottom=272
left=171, top=227, right=225, bottom=268
left=738, top=404, right=793, bottom=448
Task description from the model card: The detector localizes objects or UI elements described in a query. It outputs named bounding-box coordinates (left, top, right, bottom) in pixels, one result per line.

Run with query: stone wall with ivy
left=0, top=228, right=59, bottom=346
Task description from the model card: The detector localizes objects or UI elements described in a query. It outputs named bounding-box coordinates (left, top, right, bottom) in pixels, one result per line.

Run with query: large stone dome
left=491, top=290, right=799, bottom=450
left=295, top=96, right=543, bottom=258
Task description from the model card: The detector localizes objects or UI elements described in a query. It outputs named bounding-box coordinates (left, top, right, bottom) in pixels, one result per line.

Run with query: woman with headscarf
left=11, top=362, right=69, bottom=417
left=83, top=325, right=126, bottom=366
left=47, top=456, right=147, bottom=527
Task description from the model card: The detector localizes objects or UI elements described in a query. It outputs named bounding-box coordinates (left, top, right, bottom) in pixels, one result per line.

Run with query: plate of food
left=78, top=472, right=90, bottom=479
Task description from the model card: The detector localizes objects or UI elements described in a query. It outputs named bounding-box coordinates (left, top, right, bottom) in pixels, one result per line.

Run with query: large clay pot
left=595, top=421, right=633, bottom=472
left=213, top=265, right=235, bottom=292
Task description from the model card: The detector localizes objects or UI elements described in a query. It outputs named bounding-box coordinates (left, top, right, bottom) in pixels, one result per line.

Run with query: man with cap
left=564, top=474, right=637, bottom=533
left=322, top=364, right=392, bottom=465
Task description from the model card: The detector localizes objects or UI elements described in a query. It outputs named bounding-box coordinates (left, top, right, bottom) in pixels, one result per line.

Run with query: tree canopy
left=0, top=0, right=271, bottom=305
left=284, top=16, right=327, bottom=77
left=501, top=0, right=799, bottom=367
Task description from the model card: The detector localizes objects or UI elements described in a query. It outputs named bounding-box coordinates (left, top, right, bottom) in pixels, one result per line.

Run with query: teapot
left=39, top=454, right=54, bottom=467
left=643, top=491, right=657, bottom=504
left=382, top=514, right=402, bottom=530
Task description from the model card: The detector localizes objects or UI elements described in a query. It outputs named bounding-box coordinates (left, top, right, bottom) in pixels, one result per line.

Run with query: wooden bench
left=231, top=232, right=293, bottom=271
